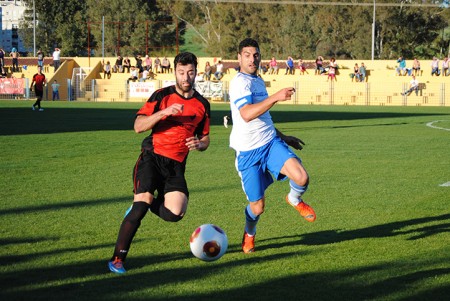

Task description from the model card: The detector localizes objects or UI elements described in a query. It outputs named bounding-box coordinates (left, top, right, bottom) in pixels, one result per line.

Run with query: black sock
left=111, top=201, right=149, bottom=261
left=149, top=195, right=183, bottom=222
left=149, top=195, right=164, bottom=216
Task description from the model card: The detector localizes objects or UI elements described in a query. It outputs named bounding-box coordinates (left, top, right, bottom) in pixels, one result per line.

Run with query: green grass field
left=1, top=100, right=449, bottom=300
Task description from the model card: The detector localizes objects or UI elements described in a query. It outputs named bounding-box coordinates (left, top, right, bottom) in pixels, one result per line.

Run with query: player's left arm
left=276, top=128, right=305, bottom=151
left=186, top=135, right=209, bottom=152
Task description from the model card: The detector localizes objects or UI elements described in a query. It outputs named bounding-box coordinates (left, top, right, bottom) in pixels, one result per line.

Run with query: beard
left=176, top=80, right=194, bottom=93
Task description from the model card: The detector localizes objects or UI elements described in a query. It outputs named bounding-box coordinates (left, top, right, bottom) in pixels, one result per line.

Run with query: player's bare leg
left=281, top=158, right=316, bottom=222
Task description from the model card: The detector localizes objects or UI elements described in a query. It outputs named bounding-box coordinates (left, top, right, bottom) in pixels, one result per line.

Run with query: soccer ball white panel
left=189, top=224, right=228, bottom=261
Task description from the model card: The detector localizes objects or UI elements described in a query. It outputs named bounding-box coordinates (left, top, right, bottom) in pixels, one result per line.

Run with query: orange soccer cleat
left=242, top=232, right=255, bottom=253
left=286, top=195, right=316, bottom=222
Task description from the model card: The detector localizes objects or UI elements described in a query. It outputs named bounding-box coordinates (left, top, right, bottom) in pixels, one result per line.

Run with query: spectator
left=123, top=57, right=131, bottom=73
left=285, top=56, right=294, bottom=75
left=412, top=58, right=421, bottom=76
left=268, top=57, right=278, bottom=74
left=352, top=63, right=360, bottom=82
left=103, top=60, right=112, bottom=79
left=154, top=57, right=161, bottom=73
left=37, top=50, right=44, bottom=68
left=10, top=47, right=19, bottom=72
left=127, top=66, right=139, bottom=83
left=223, top=115, right=230, bottom=128
left=298, top=59, right=307, bottom=75
left=442, top=57, right=449, bottom=76
left=147, top=70, right=157, bottom=80
left=51, top=80, right=60, bottom=101
left=195, top=72, right=204, bottom=82
left=431, top=56, right=440, bottom=76
left=140, top=69, right=149, bottom=82
left=161, top=57, right=171, bottom=73
left=144, top=55, right=152, bottom=71
left=0, top=48, right=5, bottom=75
left=396, top=56, right=407, bottom=76
left=327, top=57, right=337, bottom=82
left=135, top=55, right=143, bottom=73
left=214, top=60, right=224, bottom=80
left=53, top=48, right=61, bottom=72
left=260, top=62, right=269, bottom=75
left=114, top=55, right=123, bottom=73
left=315, top=56, right=324, bottom=75
left=401, top=75, right=419, bottom=96
left=203, top=61, right=212, bottom=81
left=359, top=63, right=367, bottom=82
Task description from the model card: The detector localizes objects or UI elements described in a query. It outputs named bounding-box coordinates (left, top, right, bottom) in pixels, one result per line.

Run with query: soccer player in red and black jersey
left=31, top=66, right=46, bottom=111
left=108, top=52, right=211, bottom=274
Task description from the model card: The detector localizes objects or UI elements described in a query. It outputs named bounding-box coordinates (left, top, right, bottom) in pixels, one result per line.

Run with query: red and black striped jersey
left=137, top=85, right=210, bottom=162
left=32, top=73, right=46, bottom=90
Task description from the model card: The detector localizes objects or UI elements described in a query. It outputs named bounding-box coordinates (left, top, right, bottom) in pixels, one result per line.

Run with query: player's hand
left=164, top=103, right=184, bottom=116
left=276, top=87, right=296, bottom=102
left=186, top=136, right=202, bottom=151
left=284, top=135, right=305, bottom=150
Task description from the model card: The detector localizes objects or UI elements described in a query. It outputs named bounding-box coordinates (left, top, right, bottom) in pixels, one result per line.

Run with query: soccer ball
left=189, top=224, right=228, bottom=261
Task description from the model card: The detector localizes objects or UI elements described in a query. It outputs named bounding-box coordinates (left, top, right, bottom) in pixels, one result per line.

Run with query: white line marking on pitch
left=426, top=120, right=450, bottom=131
left=427, top=121, right=449, bottom=187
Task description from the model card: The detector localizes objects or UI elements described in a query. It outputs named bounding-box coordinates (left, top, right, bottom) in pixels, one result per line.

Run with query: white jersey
left=229, top=72, right=276, bottom=151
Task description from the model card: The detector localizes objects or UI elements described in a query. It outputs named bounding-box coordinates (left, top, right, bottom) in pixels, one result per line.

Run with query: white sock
left=287, top=192, right=301, bottom=206
left=287, top=180, right=308, bottom=206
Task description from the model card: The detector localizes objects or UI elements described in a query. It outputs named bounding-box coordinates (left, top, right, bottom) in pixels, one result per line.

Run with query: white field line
left=426, top=120, right=450, bottom=132
left=425, top=121, right=450, bottom=187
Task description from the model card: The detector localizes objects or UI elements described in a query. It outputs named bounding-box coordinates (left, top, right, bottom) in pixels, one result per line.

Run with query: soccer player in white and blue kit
left=229, top=38, right=316, bottom=253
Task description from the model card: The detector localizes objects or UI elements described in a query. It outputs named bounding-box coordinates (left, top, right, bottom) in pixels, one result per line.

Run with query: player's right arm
left=239, top=87, right=295, bottom=123
left=30, top=77, right=35, bottom=89
left=134, top=103, right=183, bottom=133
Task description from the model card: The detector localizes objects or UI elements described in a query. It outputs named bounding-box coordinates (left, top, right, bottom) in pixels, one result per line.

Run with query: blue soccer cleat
left=108, top=257, right=126, bottom=274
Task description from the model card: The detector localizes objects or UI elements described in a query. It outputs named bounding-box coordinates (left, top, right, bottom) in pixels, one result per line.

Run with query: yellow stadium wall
left=10, top=57, right=450, bottom=106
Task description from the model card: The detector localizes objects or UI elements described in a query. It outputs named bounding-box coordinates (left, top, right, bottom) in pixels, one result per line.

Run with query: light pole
left=33, top=0, right=36, bottom=56
left=371, top=0, right=375, bottom=61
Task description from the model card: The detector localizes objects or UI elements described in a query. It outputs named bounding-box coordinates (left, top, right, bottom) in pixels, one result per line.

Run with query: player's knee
left=252, top=207, right=264, bottom=216
left=159, top=206, right=184, bottom=222
left=250, top=201, right=265, bottom=216
left=291, top=170, right=309, bottom=187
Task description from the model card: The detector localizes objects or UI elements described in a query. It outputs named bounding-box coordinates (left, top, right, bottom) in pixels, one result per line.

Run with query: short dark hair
left=174, top=52, right=198, bottom=70
left=239, top=38, right=260, bottom=53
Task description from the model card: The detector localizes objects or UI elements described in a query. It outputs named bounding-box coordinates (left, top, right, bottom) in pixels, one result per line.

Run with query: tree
left=20, top=0, right=88, bottom=56
left=18, top=0, right=450, bottom=59
left=85, top=0, right=178, bottom=57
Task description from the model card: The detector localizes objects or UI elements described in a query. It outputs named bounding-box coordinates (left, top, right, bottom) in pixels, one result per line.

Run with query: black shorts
left=132, top=149, right=189, bottom=198
left=35, top=89, right=43, bottom=98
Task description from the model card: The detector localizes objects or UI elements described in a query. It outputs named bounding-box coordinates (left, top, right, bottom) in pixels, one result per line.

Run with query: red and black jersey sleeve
left=137, top=86, right=210, bottom=162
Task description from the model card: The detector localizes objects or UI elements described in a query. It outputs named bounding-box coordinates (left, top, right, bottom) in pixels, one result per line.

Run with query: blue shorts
left=235, top=136, right=299, bottom=202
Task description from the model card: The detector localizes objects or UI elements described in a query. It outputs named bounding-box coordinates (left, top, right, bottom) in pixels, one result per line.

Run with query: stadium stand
left=0, top=57, right=449, bottom=106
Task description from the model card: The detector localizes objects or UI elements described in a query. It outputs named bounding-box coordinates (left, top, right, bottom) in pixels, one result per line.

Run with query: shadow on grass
left=0, top=211, right=448, bottom=300
left=257, top=213, right=450, bottom=250
left=0, top=106, right=446, bottom=136
left=1, top=243, right=448, bottom=301
left=1, top=209, right=448, bottom=301
left=0, top=196, right=131, bottom=216
left=298, top=213, right=450, bottom=245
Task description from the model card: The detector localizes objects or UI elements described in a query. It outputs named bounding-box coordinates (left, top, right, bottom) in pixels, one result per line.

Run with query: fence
left=0, top=77, right=447, bottom=107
